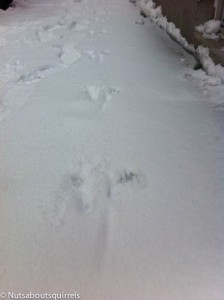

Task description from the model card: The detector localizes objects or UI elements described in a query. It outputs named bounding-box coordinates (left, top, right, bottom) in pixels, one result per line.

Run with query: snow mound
left=196, top=20, right=221, bottom=34
left=195, top=19, right=221, bottom=40
left=196, top=46, right=220, bottom=78
left=140, top=0, right=156, bottom=16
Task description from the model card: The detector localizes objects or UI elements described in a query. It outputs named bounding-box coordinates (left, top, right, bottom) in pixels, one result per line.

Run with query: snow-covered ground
left=0, top=0, right=224, bottom=299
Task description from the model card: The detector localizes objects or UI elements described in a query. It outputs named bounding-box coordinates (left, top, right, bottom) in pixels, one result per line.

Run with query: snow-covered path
left=0, top=1, right=223, bottom=299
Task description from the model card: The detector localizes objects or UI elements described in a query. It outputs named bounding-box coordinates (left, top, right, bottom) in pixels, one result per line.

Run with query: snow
left=138, top=0, right=224, bottom=84
left=139, top=0, right=194, bottom=54
left=196, top=46, right=221, bottom=78
left=197, top=20, right=221, bottom=34
left=0, top=0, right=224, bottom=299
left=195, top=19, right=221, bottom=40
left=140, top=0, right=156, bottom=16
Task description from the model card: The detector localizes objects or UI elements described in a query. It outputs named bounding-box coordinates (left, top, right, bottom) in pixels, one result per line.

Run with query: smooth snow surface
left=0, top=1, right=224, bottom=299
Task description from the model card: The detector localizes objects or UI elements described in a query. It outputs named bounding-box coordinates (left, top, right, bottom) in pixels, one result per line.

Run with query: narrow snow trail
left=0, top=1, right=223, bottom=299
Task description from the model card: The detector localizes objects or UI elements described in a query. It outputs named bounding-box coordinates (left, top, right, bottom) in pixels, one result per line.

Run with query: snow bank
left=139, top=0, right=194, bottom=54
left=196, top=45, right=220, bottom=78
left=137, top=0, right=224, bottom=86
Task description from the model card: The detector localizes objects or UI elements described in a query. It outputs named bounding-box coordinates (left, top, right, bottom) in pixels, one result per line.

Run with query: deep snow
left=0, top=0, right=224, bottom=299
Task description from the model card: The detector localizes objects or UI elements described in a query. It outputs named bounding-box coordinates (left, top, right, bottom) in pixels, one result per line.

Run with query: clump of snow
left=195, top=19, right=221, bottom=40
left=196, top=20, right=221, bottom=34
left=139, top=0, right=156, bottom=16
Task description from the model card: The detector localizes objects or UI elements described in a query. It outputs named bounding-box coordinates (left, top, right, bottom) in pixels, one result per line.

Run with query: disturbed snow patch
left=71, top=84, right=120, bottom=115
left=17, top=64, right=58, bottom=84
left=47, top=161, right=146, bottom=226
left=60, top=45, right=82, bottom=65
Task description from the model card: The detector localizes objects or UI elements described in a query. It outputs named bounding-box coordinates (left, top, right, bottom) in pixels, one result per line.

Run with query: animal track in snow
left=85, top=50, right=96, bottom=60
left=86, top=84, right=119, bottom=111
left=36, top=18, right=69, bottom=43
left=85, top=49, right=110, bottom=64
left=86, top=84, right=103, bottom=101
left=48, top=161, right=146, bottom=226
left=16, top=46, right=81, bottom=86
left=59, top=45, right=82, bottom=65
left=115, top=170, right=147, bottom=187
left=99, top=50, right=110, bottom=64
left=36, top=29, right=56, bottom=43
left=71, top=84, right=119, bottom=116
left=101, top=86, right=120, bottom=111
left=48, top=162, right=111, bottom=226
left=69, top=20, right=90, bottom=32
left=17, top=64, right=59, bottom=85
left=43, top=18, right=68, bottom=31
